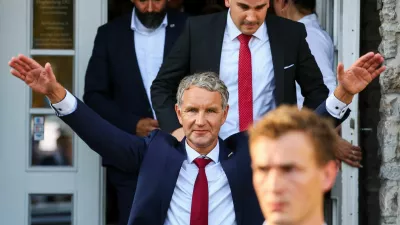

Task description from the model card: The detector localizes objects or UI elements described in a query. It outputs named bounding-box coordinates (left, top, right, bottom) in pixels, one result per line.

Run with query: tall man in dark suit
left=9, top=53, right=384, bottom=225
left=83, top=0, right=187, bottom=223
left=150, top=0, right=358, bottom=142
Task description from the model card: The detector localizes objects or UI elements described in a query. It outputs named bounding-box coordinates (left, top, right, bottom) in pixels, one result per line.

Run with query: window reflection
left=31, top=114, right=73, bottom=167
left=30, top=194, right=73, bottom=225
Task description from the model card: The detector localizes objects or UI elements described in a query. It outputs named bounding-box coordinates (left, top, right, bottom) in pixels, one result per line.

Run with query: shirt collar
left=185, top=141, right=220, bottom=163
left=298, top=13, right=318, bottom=25
left=130, top=8, right=168, bottom=33
left=226, top=9, right=268, bottom=42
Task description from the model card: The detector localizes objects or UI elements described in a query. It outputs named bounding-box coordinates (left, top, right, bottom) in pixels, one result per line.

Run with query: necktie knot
left=193, top=157, right=212, bottom=169
left=238, top=34, right=252, bottom=45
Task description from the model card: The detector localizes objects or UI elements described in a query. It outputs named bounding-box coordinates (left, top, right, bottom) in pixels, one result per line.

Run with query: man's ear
left=225, top=0, right=231, bottom=8
left=175, top=104, right=183, bottom=125
left=322, top=161, right=338, bottom=193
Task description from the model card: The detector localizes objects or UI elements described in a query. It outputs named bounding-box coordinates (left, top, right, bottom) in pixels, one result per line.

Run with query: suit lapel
left=207, top=11, right=227, bottom=74
left=119, top=14, right=148, bottom=99
left=164, top=13, right=181, bottom=59
left=160, top=139, right=186, bottom=222
left=219, top=140, right=244, bottom=225
left=266, top=15, right=285, bottom=105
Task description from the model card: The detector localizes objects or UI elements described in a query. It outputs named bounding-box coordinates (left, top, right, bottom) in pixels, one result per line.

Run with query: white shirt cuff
left=51, top=90, right=77, bottom=116
left=325, top=93, right=349, bottom=119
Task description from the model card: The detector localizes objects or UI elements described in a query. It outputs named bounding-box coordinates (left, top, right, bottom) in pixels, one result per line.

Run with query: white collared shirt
left=131, top=8, right=168, bottom=118
left=296, top=14, right=336, bottom=109
left=219, top=10, right=275, bottom=139
left=164, top=141, right=236, bottom=225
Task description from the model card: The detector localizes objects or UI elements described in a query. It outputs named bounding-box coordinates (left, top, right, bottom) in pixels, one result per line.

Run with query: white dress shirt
left=51, top=90, right=347, bottom=225
left=219, top=11, right=275, bottom=139
left=296, top=13, right=337, bottom=109
left=164, top=142, right=236, bottom=225
left=131, top=8, right=167, bottom=118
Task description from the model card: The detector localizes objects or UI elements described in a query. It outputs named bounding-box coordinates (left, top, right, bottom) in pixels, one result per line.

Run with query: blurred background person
left=271, top=0, right=336, bottom=109
left=271, top=0, right=362, bottom=169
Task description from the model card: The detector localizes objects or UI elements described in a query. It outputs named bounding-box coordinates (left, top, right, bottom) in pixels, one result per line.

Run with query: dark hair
left=280, top=0, right=315, bottom=13
left=291, top=0, right=316, bottom=12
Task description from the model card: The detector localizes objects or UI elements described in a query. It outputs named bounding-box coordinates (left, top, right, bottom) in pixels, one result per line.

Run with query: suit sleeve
left=59, top=99, right=151, bottom=173
left=295, top=23, right=330, bottom=110
left=151, top=19, right=191, bottom=133
left=83, top=26, right=141, bottom=134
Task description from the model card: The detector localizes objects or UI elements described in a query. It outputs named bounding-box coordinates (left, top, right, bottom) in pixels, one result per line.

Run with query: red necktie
left=238, top=34, right=253, bottom=131
left=190, top=157, right=212, bottom=225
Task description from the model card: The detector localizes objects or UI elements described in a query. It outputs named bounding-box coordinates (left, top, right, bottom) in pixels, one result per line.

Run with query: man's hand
left=335, top=137, right=362, bottom=168
left=136, top=118, right=159, bottom=137
left=334, top=52, right=385, bottom=104
left=8, top=54, right=66, bottom=103
left=171, top=127, right=184, bottom=141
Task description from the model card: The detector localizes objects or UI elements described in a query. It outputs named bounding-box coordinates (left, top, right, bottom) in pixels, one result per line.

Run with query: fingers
left=342, top=158, right=361, bottom=168
left=149, top=119, right=159, bottom=128
left=18, top=54, right=42, bottom=70
left=365, top=54, right=384, bottom=74
left=45, top=63, right=55, bottom=77
left=10, top=69, right=25, bottom=81
left=352, top=52, right=374, bottom=67
left=371, top=65, right=386, bottom=80
left=336, top=63, right=345, bottom=80
left=9, top=59, right=28, bottom=76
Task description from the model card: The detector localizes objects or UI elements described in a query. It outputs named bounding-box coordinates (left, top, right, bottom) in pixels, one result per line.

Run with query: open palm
left=337, top=52, right=385, bottom=95
left=9, top=55, right=58, bottom=95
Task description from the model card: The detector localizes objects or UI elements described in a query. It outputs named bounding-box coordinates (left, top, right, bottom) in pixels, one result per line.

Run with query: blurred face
left=225, top=0, right=270, bottom=35
left=250, top=132, right=337, bottom=224
left=132, top=0, right=167, bottom=28
left=175, top=86, right=228, bottom=154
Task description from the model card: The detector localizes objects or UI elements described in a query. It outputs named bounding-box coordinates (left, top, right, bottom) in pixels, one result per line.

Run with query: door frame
left=0, top=0, right=108, bottom=224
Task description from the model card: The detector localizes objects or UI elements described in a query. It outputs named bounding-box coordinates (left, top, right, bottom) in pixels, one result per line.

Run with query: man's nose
left=195, top=112, right=206, bottom=126
left=147, top=1, right=154, bottom=12
left=246, top=12, right=257, bottom=22
left=266, top=170, right=284, bottom=194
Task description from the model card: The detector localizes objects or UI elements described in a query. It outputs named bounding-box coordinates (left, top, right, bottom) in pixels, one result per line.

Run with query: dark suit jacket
left=82, top=11, right=187, bottom=225
left=151, top=11, right=329, bottom=133
left=58, top=97, right=347, bottom=225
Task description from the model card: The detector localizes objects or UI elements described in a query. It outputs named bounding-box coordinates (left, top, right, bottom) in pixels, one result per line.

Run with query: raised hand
left=9, top=54, right=66, bottom=103
left=335, top=52, right=385, bottom=104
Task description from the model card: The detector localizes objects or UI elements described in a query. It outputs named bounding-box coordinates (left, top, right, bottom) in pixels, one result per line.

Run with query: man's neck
left=186, top=139, right=219, bottom=156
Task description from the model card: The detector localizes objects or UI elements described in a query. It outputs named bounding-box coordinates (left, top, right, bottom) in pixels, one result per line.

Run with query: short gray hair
left=176, top=72, right=229, bottom=109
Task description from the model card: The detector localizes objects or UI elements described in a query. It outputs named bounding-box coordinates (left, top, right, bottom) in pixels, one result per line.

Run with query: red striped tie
left=238, top=34, right=253, bottom=131
left=190, top=157, right=212, bottom=225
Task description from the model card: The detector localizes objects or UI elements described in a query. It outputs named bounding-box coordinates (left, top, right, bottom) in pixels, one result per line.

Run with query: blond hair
left=249, top=105, right=338, bottom=166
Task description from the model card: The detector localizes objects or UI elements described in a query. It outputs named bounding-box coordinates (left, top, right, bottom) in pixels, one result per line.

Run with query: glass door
left=0, top=0, right=107, bottom=224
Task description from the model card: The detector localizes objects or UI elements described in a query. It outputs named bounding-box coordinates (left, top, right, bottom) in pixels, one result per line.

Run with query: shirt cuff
left=50, top=90, right=77, bottom=116
left=326, top=93, right=349, bottom=119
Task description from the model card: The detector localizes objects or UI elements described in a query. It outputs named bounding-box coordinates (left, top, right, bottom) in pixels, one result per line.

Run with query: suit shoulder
left=97, top=12, right=131, bottom=32
left=148, top=130, right=180, bottom=147
left=267, top=15, right=305, bottom=31
left=187, top=11, right=226, bottom=27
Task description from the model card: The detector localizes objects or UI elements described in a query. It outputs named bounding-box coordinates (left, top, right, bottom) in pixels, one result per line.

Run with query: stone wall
left=378, top=0, right=400, bottom=224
